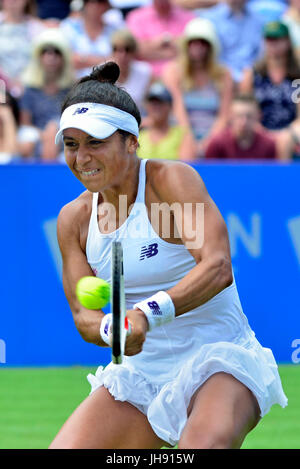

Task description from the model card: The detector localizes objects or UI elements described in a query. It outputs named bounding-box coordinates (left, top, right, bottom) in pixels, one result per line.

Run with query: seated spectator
left=283, top=0, right=300, bottom=57
left=126, top=0, right=195, bottom=78
left=110, top=29, right=153, bottom=113
left=240, top=21, right=300, bottom=157
left=19, top=28, right=75, bottom=160
left=199, top=0, right=264, bottom=84
left=205, top=94, right=277, bottom=160
left=162, top=17, right=233, bottom=158
left=0, top=91, right=19, bottom=163
left=137, top=82, right=196, bottom=160
left=36, top=0, right=72, bottom=22
left=60, top=0, right=124, bottom=78
left=0, top=0, right=45, bottom=97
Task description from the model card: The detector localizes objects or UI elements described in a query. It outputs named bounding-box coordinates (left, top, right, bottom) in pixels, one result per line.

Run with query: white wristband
left=100, top=313, right=112, bottom=346
left=134, top=291, right=175, bottom=331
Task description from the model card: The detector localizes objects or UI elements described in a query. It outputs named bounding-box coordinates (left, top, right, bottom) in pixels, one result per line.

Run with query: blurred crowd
left=0, top=0, right=300, bottom=164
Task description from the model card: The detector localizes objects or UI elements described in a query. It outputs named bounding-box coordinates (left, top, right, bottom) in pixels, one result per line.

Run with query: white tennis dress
left=86, top=159, right=287, bottom=446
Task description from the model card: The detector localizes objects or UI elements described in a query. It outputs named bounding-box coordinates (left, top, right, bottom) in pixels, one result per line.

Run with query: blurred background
left=0, top=0, right=300, bottom=449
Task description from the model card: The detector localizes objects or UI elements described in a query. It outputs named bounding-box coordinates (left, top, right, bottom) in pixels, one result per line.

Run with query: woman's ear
left=126, top=134, right=139, bottom=155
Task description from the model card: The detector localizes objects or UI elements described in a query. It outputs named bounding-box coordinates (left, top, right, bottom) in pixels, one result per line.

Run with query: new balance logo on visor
left=72, top=107, right=89, bottom=115
left=140, top=243, right=158, bottom=260
left=147, top=301, right=162, bottom=316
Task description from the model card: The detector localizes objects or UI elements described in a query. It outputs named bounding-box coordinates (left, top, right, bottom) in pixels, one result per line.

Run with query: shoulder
left=199, top=3, right=227, bottom=21
left=131, top=60, right=152, bottom=76
left=126, top=5, right=149, bottom=23
left=57, top=191, right=93, bottom=244
left=60, top=17, right=82, bottom=36
left=256, top=130, right=276, bottom=149
left=206, top=130, right=230, bottom=158
left=147, top=160, right=207, bottom=203
left=19, top=87, right=40, bottom=104
left=210, top=128, right=230, bottom=144
left=173, top=6, right=195, bottom=22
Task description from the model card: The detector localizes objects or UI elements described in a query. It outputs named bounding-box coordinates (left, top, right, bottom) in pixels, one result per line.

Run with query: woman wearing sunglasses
left=110, top=29, right=153, bottom=113
left=18, top=28, right=75, bottom=160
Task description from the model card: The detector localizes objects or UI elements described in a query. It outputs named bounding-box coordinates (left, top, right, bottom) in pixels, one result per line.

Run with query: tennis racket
left=111, top=241, right=130, bottom=364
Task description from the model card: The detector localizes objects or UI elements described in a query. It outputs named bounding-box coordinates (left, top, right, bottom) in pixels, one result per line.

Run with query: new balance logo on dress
left=147, top=301, right=162, bottom=316
left=139, top=243, right=158, bottom=260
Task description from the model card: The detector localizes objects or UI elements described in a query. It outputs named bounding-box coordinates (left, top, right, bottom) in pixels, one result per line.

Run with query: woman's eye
left=89, top=140, right=101, bottom=145
left=64, top=141, right=77, bottom=148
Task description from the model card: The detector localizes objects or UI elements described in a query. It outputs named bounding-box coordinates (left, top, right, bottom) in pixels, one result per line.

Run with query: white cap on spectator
left=183, top=17, right=220, bottom=58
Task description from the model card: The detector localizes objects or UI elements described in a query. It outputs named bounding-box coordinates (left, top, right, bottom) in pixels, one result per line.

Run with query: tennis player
left=49, top=62, right=287, bottom=449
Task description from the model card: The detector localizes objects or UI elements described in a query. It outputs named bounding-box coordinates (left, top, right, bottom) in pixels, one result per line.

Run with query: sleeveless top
left=86, top=159, right=254, bottom=382
left=183, top=83, right=220, bottom=141
left=253, top=71, right=297, bottom=130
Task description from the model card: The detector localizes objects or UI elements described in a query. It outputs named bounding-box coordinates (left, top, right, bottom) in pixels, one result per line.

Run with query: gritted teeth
left=81, top=169, right=100, bottom=176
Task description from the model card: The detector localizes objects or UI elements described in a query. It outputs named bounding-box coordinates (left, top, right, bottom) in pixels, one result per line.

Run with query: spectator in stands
left=239, top=21, right=300, bottom=158
left=126, top=0, right=195, bottom=78
left=36, top=0, right=72, bottom=21
left=110, top=29, right=153, bottom=113
left=205, top=94, right=277, bottom=160
left=138, top=82, right=196, bottom=160
left=19, top=28, right=75, bottom=160
left=0, top=91, right=19, bottom=163
left=283, top=0, right=300, bottom=57
left=0, top=0, right=45, bottom=97
left=162, top=17, right=233, bottom=158
left=60, top=0, right=124, bottom=78
left=199, top=0, right=263, bottom=84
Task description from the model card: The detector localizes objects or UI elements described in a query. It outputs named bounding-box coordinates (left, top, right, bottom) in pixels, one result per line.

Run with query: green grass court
left=0, top=365, right=299, bottom=449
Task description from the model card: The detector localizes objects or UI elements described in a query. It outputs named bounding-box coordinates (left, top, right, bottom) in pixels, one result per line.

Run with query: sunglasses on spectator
left=113, top=45, right=134, bottom=53
left=41, top=47, right=62, bottom=56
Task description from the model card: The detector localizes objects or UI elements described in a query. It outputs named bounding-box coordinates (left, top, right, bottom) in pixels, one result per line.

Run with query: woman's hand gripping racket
left=111, top=241, right=131, bottom=364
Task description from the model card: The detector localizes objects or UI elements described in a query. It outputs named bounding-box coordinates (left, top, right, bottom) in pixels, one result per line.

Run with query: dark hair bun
left=89, top=61, right=120, bottom=84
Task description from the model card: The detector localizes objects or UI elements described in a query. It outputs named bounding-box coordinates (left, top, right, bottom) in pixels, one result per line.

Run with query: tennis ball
left=76, top=276, right=110, bottom=310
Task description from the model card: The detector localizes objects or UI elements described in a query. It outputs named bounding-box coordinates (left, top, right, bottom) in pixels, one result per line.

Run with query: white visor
left=55, top=102, right=139, bottom=144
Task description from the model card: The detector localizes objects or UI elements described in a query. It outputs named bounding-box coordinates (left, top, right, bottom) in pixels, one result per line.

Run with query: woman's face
left=63, top=128, right=137, bottom=193
left=40, top=46, right=64, bottom=75
left=145, top=98, right=171, bottom=125
left=112, top=43, right=135, bottom=69
left=265, top=37, right=290, bottom=57
left=187, top=38, right=211, bottom=63
left=83, top=0, right=109, bottom=17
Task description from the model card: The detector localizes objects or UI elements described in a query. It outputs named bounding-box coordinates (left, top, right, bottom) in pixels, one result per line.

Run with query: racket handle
left=124, top=316, right=132, bottom=336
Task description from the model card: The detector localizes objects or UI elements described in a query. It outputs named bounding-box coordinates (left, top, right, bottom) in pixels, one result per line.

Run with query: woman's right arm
left=239, top=68, right=254, bottom=93
left=57, top=200, right=108, bottom=347
left=162, top=61, right=191, bottom=129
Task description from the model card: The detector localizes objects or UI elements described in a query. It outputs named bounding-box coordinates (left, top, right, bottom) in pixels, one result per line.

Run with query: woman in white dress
left=49, top=61, right=287, bottom=449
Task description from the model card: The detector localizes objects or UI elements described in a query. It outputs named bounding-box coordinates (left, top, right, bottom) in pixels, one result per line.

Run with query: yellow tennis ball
left=76, top=276, right=110, bottom=310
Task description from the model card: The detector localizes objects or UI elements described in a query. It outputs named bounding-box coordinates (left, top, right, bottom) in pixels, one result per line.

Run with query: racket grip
left=125, top=316, right=132, bottom=336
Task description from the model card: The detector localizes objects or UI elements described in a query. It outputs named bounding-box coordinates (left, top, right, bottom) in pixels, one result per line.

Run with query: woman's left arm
left=197, top=68, right=233, bottom=156
left=154, top=161, right=233, bottom=316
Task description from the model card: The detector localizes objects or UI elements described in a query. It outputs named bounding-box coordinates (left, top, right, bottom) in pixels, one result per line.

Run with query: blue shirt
left=19, top=87, right=70, bottom=129
left=198, top=2, right=263, bottom=82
